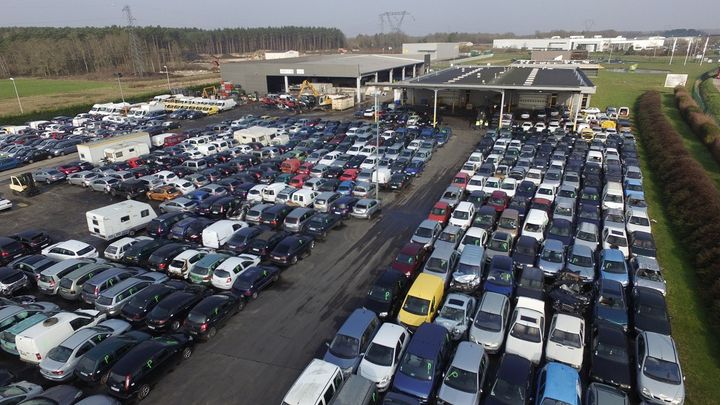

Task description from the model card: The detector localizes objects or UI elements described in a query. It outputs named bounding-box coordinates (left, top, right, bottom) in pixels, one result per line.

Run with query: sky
left=2, top=0, right=718, bottom=36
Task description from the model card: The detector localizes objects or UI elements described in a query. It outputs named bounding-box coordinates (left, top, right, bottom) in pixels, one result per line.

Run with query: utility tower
left=123, top=5, right=145, bottom=76
left=379, top=11, right=414, bottom=34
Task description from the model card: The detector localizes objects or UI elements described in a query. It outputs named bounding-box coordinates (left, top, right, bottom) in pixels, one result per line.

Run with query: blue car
left=599, top=249, right=629, bottom=287
left=594, top=279, right=629, bottom=330
left=483, top=255, right=515, bottom=297
left=623, top=179, right=644, bottom=200
left=579, top=186, right=601, bottom=209
left=0, top=157, right=21, bottom=172
left=186, top=189, right=211, bottom=203
left=535, top=362, right=581, bottom=405
left=546, top=218, right=574, bottom=246
left=323, top=308, right=380, bottom=376
left=485, top=353, right=535, bottom=405
left=420, top=127, right=437, bottom=139
left=337, top=180, right=355, bottom=196
left=404, top=160, right=425, bottom=177
left=392, top=323, right=451, bottom=401
left=230, top=265, right=280, bottom=300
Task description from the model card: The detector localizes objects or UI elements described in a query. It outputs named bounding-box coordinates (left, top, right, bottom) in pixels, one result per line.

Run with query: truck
left=233, top=126, right=279, bottom=146
left=127, top=101, right=166, bottom=119
left=86, top=200, right=157, bottom=240
left=76, top=132, right=151, bottom=164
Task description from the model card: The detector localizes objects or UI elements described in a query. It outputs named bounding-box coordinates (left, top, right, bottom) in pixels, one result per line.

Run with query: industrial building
left=220, top=54, right=426, bottom=102
left=264, top=50, right=300, bottom=60
left=379, top=65, right=596, bottom=127
left=402, top=42, right=461, bottom=61
left=493, top=35, right=666, bottom=52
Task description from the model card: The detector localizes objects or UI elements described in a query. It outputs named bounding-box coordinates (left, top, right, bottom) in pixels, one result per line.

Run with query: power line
left=122, top=5, right=145, bottom=76
left=378, top=11, right=414, bottom=34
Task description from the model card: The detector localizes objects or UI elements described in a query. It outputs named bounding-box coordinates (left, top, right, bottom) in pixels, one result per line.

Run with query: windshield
left=491, top=376, right=526, bottom=404
left=47, top=345, right=73, bottom=362
left=603, top=260, right=626, bottom=274
left=363, top=343, right=394, bottom=367
left=550, top=328, right=581, bottom=348
left=510, top=323, right=541, bottom=343
left=439, top=306, right=465, bottom=322
left=438, top=231, right=457, bottom=243
left=541, top=249, right=563, bottom=263
left=629, top=216, right=650, bottom=226
left=577, top=231, right=596, bottom=242
left=606, top=235, right=628, bottom=247
left=328, top=334, right=359, bottom=359
left=443, top=366, right=477, bottom=393
left=395, top=253, right=415, bottom=265
left=399, top=353, right=433, bottom=381
left=453, top=211, right=469, bottom=220
left=462, top=235, right=484, bottom=247
left=598, top=293, right=624, bottom=309
left=644, top=357, right=682, bottom=385
left=367, top=286, right=392, bottom=303
left=549, top=224, right=571, bottom=237
left=402, top=295, right=430, bottom=316
left=605, top=194, right=623, bottom=203
left=595, top=340, right=628, bottom=362
left=488, top=239, right=509, bottom=252
left=633, top=238, right=656, bottom=250
left=487, top=269, right=513, bottom=286
left=474, top=310, right=502, bottom=332
left=431, top=207, right=446, bottom=216
left=498, top=218, right=516, bottom=229
left=569, top=254, right=593, bottom=267
left=524, top=223, right=541, bottom=232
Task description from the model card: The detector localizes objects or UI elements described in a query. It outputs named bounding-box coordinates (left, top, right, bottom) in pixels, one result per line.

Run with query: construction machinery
left=297, top=81, right=332, bottom=109
left=202, top=86, right=217, bottom=98
left=9, top=173, right=39, bottom=197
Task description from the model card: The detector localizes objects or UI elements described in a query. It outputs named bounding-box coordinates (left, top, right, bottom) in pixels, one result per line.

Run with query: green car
left=1, top=312, right=55, bottom=355
left=188, top=253, right=230, bottom=285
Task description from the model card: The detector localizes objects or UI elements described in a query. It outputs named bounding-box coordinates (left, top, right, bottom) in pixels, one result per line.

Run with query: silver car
left=566, top=244, right=596, bottom=282
left=574, top=222, right=600, bottom=252
left=469, top=291, right=510, bottom=353
left=66, top=171, right=100, bottom=187
left=39, top=319, right=131, bottom=382
left=553, top=202, right=575, bottom=223
left=245, top=203, right=272, bottom=224
left=631, top=256, right=666, bottom=296
left=603, top=208, right=626, bottom=230
left=198, top=184, right=228, bottom=197
left=89, top=177, right=119, bottom=192
left=159, top=197, right=198, bottom=214
left=434, top=225, right=464, bottom=251
left=94, top=278, right=151, bottom=316
left=439, top=186, right=463, bottom=209
left=555, top=185, right=578, bottom=208
left=350, top=198, right=381, bottom=219
left=0, top=381, right=43, bottom=403
left=33, top=169, right=66, bottom=184
left=434, top=293, right=476, bottom=340
left=410, top=219, right=442, bottom=248
left=537, top=239, right=565, bottom=276
left=635, top=331, right=685, bottom=405
left=437, top=341, right=489, bottom=405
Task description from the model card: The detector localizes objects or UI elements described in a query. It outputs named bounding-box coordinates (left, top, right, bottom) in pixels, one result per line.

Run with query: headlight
left=379, top=375, right=390, bottom=384
left=641, top=386, right=651, bottom=398
left=378, top=312, right=388, bottom=318
left=452, top=327, right=462, bottom=336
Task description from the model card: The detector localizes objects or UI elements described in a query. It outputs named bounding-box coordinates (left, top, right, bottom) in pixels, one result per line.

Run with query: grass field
left=0, top=78, right=112, bottom=101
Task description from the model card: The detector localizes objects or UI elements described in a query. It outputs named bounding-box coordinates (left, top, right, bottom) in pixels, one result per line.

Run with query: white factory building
left=402, top=42, right=461, bottom=61
left=493, top=35, right=666, bottom=52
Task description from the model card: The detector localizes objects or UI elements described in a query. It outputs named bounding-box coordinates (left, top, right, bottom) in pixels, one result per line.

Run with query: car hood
left=640, top=373, right=685, bottom=404
left=513, top=253, right=535, bottom=266
left=363, top=298, right=391, bottom=315
left=546, top=341, right=583, bottom=367
left=469, top=325, right=504, bottom=349
left=392, top=370, right=432, bottom=400
left=438, top=383, right=478, bottom=405
left=398, top=309, right=427, bottom=328
left=434, top=318, right=462, bottom=332
left=538, top=259, right=563, bottom=273
left=358, top=360, right=392, bottom=383
left=596, top=306, right=628, bottom=327
left=322, top=351, right=358, bottom=372
left=566, top=264, right=595, bottom=281
left=592, top=355, right=632, bottom=388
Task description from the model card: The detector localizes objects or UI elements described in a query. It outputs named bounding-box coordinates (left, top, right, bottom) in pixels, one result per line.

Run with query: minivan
left=262, top=182, right=287, bottom=203
left=328, top=374, right=380, bottom=405
left=323, top=308, right=380, bottom=376
left=38, top=259, right=95, bottom=295
left=397, top=273, right=445, bottom=330
left=451, top=245, right=484, bottom=293
left=81, top=267, right=141, bottom=305
left=290, top=189, right=318, bottom=208
left=201, top=220, right=248, bottom=249
left=282, top=359, right=345, bottom=405
left=602, top=181, right=624, bottom=211
left=57, top=263, right=114, bottom=301
left=94, top=278, right=151, bottom=316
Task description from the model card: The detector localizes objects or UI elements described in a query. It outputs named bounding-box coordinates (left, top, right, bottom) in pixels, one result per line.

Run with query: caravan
left=86, top=201, right=157, bottom=240
left=103, top=142, right=150, bottom=163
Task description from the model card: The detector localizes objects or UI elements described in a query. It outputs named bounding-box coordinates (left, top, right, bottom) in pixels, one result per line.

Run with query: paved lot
left=0, top=117, right=478, bottom=404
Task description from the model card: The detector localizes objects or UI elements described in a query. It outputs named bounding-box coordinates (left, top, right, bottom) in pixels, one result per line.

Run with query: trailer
left=87, top=200, right=157, bottom=240
left=76, top=132, right=151, bottom=164
left=103, top=142, right=150, bottom=163
left=329, top=95, right=355, bottom=111
left=233, top=126, right=279, bottom=146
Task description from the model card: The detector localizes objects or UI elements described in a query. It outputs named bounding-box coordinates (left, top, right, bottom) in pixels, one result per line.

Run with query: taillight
left=94, top=286, right=100, bottom=295
left=35, top=353, right=42, bottom=360
left=200, top=323, right=208, bottom=332
left=124, top=375, right=131, bottom=390
left=51, top=370, right=64, bottom=375
left=226, top=277, right=232, bottom=283
left=159, top=263, right=166, bottom=270
left=0, top=251, right=7, bottom=257
left=49, top=280, right=56, bottom=287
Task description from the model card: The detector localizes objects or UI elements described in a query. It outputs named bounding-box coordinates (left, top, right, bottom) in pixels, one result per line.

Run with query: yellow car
left=146, top=185, right=182, bottom=201
left=397, top=273, right=445, bottom=330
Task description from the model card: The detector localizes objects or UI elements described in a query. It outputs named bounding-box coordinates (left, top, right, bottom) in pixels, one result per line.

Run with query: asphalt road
left=0, top=116, right=479, bottom=404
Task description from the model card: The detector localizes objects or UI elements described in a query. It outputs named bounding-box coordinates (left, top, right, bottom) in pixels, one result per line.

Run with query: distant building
left=402, top=43, right=461, bottom=61
left=530, top=50, right=589, bottom=61
left=264, top=50, right=300, bottom=60
left=493, top=36, right=666, bottom=52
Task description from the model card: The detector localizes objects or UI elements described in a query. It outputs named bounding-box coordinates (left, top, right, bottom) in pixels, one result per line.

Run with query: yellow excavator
left=297, top=80, right=332, bottom=109
left=202, top=86, right=217, bottom=98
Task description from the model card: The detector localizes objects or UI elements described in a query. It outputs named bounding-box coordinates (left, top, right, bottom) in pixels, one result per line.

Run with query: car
left=145, top=289, right=209, bottom=332
left=535, top=362, right=582, bottom=405
left=484, top=353, right=534, bottom=405
left=516, top=266, right=545, bottom=301
left=9, top=230, right=52, bottom=254
left=390, top=242, right=429, bottom=278
left=20, top=385, right=83, bottom=405
left=626, top=209, right=652, bottom=235
left=590, top=323, right=632, bottom=392
left=545, top=313, right=585, bottom=370
left=546, top=218, right=574, bottom=246
left=8, top=255, right=57, bottom=287
left=484, top=231, right=513, bottom=264
left=363, top=270, right=409, bottom=320
left=469, top=291, right=510, bottom=354
left=584, top=383, right=630, bottom=405
left=32, top=168, right=66, bottom=184
left=269, top=234, right=315, bottom=266
left=120, top=282, right=189, bottom=323
left=629, top=231, right=657, bottom=259
left=89, top=177, right=120, bottom=193
left=594, top=279, right=628, bottom=330
left=537, top=239, right=566, bottom=277
left=436, top=341, right=489, bottom=405
left=428, top=201, right=451, bottom=225
left=0, top=194, right=11, bottom=212
left=166, top=249, right=207, bottom=279
left=168, top=217, right=213, bottom=244
left=483, top=255, right=515, bottom=297
left=105, top=334, right=193, bottom=400
left=230, top=265, right=280, bottom=301
left=74, top=330, right=151, bottom=384
left=599, top=249, right=629, bottom=287
left=210, top=255, right=261, bottom=290
left=302, top=212, right=343, bottom=240
left=565, top=244, right=597, bottom=282
left=632, top=286, right=671, bottom=335
left=0, top=381, right=43, bottom=403
left=183, top=293, right=243, bottom=340
left=505, top=297, right=545, bottom=364
left=391, top=323, right=451, bottom=402
left=458, top=227, right=488, bottom=253
left=574, top=222, right=600, bottom=253
left=146, top=185, right=183, bottom=201
left=634, top=331, right=685, bottom=404
left=388, top=172, right=412, bottom=190
left=410, top=219, right=442, bottom=248
left=602, top=227, right=629, bottom=259
left=439, top=186, right=463, bottom=209
left=350, top=198, right=381, bottom=219
left=631, top=256, right=666, bottom=295
left=323, top=308, right=380, bottom=376
left=357, top=323, right=410, bottom=392
left=159, top=197, right=198, bottom=214
left=433, top=293, right=476, bottom=340
left=41, top=240, right=98, bottom=261
left=512, top=235, right=539, bottom=271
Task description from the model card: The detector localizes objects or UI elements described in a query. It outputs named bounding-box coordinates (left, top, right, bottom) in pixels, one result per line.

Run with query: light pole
left=163, top=65, right=171, bottom=93
left=115, top=73, right=125, bottom=103
left=8, top=78, right=23, bottom=114
left=375, top=90, right=380, bottom=200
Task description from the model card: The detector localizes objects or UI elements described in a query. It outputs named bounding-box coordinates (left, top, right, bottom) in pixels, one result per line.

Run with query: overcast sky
left=3, top=0, right=718, bottom=36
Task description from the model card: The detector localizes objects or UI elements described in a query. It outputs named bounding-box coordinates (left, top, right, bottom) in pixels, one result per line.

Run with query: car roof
left=191, top=294, right=232, bottom=314
left=451, top=341, right=485, bottom=371
left=543, top=239, right=565, bottom=251
left=480, top=291, right=507, bottom=312
left=337, top=308, right=376, bottom=338
left=542, top=362, right=580, bottom=403
left=374, top=270, right=405, bottom=287
left=645, top=332, right=677, bottom=361
left=371, top=323, right=407, bottom=347
left=406, top=323, right=448, bottom=358
left=553, top=313, right=583, bottom=331
left=399, top=242, right=425, bottom=255
left=601, top=249, right=625, bottom=261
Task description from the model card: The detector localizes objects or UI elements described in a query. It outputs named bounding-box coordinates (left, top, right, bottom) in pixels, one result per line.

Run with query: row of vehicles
left=283, top=112, right=684, bottom=405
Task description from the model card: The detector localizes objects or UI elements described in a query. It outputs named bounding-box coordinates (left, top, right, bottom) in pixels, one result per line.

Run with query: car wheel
left=100, top=370, right=110, bottom=385
left=207, top=327, right=217, bottom=340
left=181, top=347, right=192, bottom=359
left=237, top=300, right=246, bottom=311
left=45, top=179, right=51, bottom=184
left=309, top=240, right=316, bottom=249
left=170, top=320, right=181, bottom=331
left=28, top=160, right=34, bottom=164
left=290, top=255, right=298, bottom=265
left=321, top=231, right=327, bottom=240
left=128, top=229, right=136, bottom=237
left=138, top=384, right=151, bottom=400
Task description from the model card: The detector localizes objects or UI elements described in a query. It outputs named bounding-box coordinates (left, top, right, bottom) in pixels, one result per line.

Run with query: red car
left=57, top=163, right=81, bottom=175
left=297, top=162, right=314, bottom=176
left=289, top=174, right=310, bottom=188
left=451, top=172, right=470, bottom=190
left=339, top=169, right=359, bottom=182
left=428, top=201, right=451, bottom=225
left=488, top=190, right=510, bottom=213
left=530, top=197, right=553, bottom=216
left=390, top=242, right=429, bottom=278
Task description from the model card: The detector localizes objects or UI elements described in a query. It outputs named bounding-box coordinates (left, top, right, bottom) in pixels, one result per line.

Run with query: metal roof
left=223, top=53, right=424, bottom=76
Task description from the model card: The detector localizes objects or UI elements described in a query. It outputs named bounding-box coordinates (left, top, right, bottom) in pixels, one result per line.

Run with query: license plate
left=80, top=371, right=88, bottom=376
left=212, top=211, right=219, bottom=214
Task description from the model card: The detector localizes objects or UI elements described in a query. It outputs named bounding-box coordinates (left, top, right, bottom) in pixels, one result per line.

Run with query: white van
left=602, top=182, right=625, bottom=211
left=449, top=201, right=476, bottom=229
left=202, top=220, right=249, bottom=249
left=86, top=201, right=157, bottom=240
left=197, top=143, right=218, bottom=156
left=290, top=189, right=319, bottom=208
left=247, top=184, right=267, bottom=203
left=154, top=170, right=179, bottom=185
left=282, top=359, right=344, bottom=405
left=262, top=182, right=287, bottom=203
left=522, top=209, right=549, bottom=242
left=16, top=310, right=106, bottom=364
left=150, top=133, right=175, bottom=148
left=210, top=140, right=229, bottom=153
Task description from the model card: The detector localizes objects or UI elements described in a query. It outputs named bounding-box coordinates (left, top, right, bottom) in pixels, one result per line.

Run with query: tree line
left=0, top=26, right=346, bottom=77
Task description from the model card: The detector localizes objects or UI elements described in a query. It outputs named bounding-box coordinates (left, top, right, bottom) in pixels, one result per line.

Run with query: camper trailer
left=76, top=132, right=151, bottom=164
left=86, top=200, right=157, bottom=240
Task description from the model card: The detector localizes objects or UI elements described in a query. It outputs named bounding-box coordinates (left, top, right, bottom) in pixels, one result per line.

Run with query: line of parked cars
left=283, top=110, right=683, bottom=405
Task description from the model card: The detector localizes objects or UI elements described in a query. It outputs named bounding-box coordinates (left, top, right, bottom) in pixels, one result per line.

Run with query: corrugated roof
left=225, top=54, right=424, bottom=75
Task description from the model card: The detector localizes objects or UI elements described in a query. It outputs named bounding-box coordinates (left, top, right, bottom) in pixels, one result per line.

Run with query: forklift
left=9, top=173, right=39, bottom=197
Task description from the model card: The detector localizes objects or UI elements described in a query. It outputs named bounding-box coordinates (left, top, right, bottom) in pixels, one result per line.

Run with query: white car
left=170, top=179, right=196, bottom=194
left=0, top=195, right=11, bottom=212
left=103, top=236, right=150, bottom=261
left=505, top=297, right=545, bottom=364
left=167, top=249, right=207, bottom=279
left=465, top=175, right=486, bottom=193
left=482, top=177, right=502, bottom=194
left=545, top=313, right=585, bottom=370
left=521, top=122, right=533, bottom=132
left=42, top=240, right=98, bottom=261
left=524, top=169, right=543, bottom=186
left=246, top=184, right=267, bottom=203
left=534, top=183, right=558, bottom=203
left=499, top=178, right=518, bottom=198
left=458, top=227, right=488, bottom=253
left=211, top=254, right=261, bottom=290
left=602, top=226, right=630, bottom=258
left=626, top=209, right=652, bottom=234
left=357, top=323, right=409, bottom=392
left=448, top=202, right=475, bottom=230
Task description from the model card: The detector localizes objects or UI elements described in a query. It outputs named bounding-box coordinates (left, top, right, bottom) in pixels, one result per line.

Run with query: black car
left=269, top=234, right=315, bottom=266
left=146, top=243, right=191, bottom=272
left=515, top=266, right=545, bottom=301
left=224, top=226, right=265, bottom=254
left=121, top=281, right=190, bottom=323
left=169, top=217, right=213, bottom=244
left=246, top=230, right=291, bottom=259
left=632, top=286, right=671, bottom=335
left=547, top=271, right=593, bottom=316
left=0, top=237, right=26, bottom=266
left=183, top=293, right=242, bottom=340
left=9, top=230, right=52, bottom=253
left=110, top=179, right=150, bottom=199
left=146, top=289, right=209, bottom=332
left=17, top=148, right=50, bottom=164
left=259, top=204, right=293, bottom=229
left=8, top=254, right=57, bottom=287
left=388, top=172, right=412, bottom=190
left=75, top=330, right=152, bottom=384
left=629, top=231, right=657, bottom=259
left=512, top=236, right=539, bottom=271
left=146, top=212, right=194, bottom=238
left=195, top=195, right=223, bottom=217
left=106, top=334, right=194, bottom=400
left=231, top=265, right=281, bottom=301
left=465, top=190, right=487, bottom=210
left=318, top=178, right=340, bottom=192
left=363, top=270, right=409, bottom=320
left=590, top=322, right=632, bottom=392
left=330, top=196, right=359, bottom=219
left=484, top=353, right=535, bottom=405
left=473, top=205, right=499, bottom=232
left=121, top=239, right=170, bottom=267
left=302, top=213, right=343, bottom=240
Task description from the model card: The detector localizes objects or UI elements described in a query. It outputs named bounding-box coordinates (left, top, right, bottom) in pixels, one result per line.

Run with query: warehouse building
left=402, top=42, right=461, bottom=61
left=220, top=54, right=426, bottom=102
left=493, top=35, right=665, bottom=52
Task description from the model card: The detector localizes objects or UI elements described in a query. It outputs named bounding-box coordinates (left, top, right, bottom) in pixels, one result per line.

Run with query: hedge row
left=699, top=76, right=720, bottom=120
left=673, top=85, right=720, bottom=162
left=636, top=91, right=720, bottom=324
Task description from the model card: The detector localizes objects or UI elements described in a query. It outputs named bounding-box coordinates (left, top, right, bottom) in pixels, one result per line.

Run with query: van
left=602, top=182, right=624, bottom=211
left=282, top=359, right=344, bottom=405
left=323, top=308, right=380, bottom=376
left=449, top=201, right=475, bottom=230
left=94, top=278, right=151, bottom=316
left=201, top=220, right=249, bottom=249
left=314, top=192, right=341, bottom=213
left=284, top=208, right=317, bottom=233
left=150, top=133, right=175, bottom=148
left=422, top=244, right=460, bottom=288
left=262, top=182, right=287, bottom=203
left=197, top=143, right=218, bottom=156
left=290, top=189, right=319, bottom=208
left=522, top=209, right=549, bottom=242
left=37, top=259, right=95, bottom=295
left=451, top=245, right=484, bottom=292
left=210, top=139, right=229, bottom=152
left=397, top=273, right=445, bottom=330
left=86, top=201, right=157, bottom=240
left=16, top=310, right=105, bottom=364
left=81, top=267, right=140, bottom=305
left=57, top=263, right=113, bottom=301
left=163, top=133, right=187, bottom=147
left=329, top=375, right=380, bottom=405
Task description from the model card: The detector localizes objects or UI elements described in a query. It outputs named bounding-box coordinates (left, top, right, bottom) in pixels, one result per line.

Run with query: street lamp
left=374, top=90, right=380, bottom=200
left=163, top=65, right=171, bottom=93
left=8, top=78, right=23, bottom=114
left=115, top=73, right=125, bottom=103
